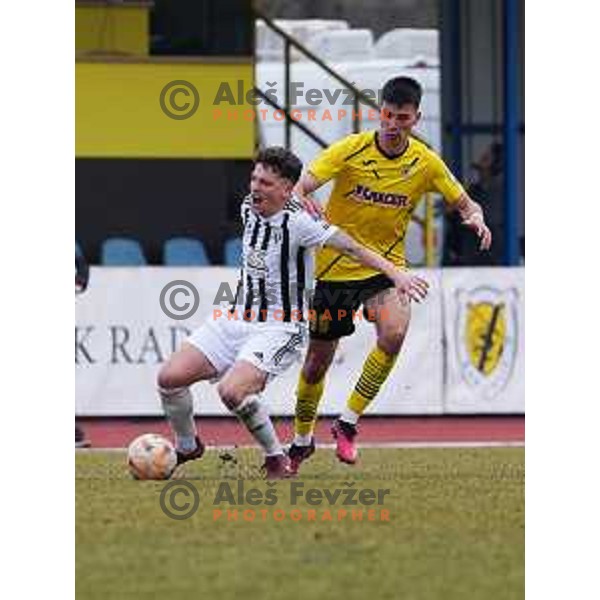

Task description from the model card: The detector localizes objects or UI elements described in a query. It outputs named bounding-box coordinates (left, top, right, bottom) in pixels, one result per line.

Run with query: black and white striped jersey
left=233, top=195, right=338, bottom=323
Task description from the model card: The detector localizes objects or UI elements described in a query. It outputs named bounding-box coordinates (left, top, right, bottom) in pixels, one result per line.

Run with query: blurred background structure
left=76, top=0, right=524, bottom=267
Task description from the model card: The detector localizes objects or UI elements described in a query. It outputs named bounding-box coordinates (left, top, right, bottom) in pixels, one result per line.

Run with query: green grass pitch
left=76, top=447, right=524, bottom=600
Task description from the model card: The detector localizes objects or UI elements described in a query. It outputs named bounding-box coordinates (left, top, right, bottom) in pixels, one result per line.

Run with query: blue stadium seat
left=101, top=237, right=147, bottom=266
left=224, top=237, right=243, bottom=267
left=164, top=237, right=210, bottom=266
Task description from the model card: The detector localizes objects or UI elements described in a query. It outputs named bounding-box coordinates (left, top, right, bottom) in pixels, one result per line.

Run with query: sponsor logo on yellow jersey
left=350, top=185, right=409, bottom=207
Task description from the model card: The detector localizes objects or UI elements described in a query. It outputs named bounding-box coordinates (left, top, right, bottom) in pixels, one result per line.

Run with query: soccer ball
left=127, top=433, right=177, bottom=480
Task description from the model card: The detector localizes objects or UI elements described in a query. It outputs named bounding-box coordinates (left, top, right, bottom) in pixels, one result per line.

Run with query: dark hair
left=254, top=146, right=303, bottom=184
left=382, top=76, right=422, bottom=109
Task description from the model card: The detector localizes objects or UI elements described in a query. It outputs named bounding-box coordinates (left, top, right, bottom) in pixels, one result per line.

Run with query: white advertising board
left=75, top=267, right=444, bottom=416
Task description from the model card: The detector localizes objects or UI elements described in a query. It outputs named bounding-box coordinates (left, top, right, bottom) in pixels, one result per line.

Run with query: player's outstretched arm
left=325, top=230, right=429, bottom=304
left=294, top=172, right=324, bottom=217
left=454, top=193, right=493, bottom=251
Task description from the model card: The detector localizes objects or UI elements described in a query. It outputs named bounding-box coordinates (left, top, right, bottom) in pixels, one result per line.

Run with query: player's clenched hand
left=462, top=213, right=492, bottom=251
left=390, top=271, right=429, bottom=304
left=297, top=192, right=323, bottom=217
left=294, top=173, right=325, bottom=217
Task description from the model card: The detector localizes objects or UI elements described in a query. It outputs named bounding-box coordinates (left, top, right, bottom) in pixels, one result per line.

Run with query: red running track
left=77, top=416, right=524, bottom=448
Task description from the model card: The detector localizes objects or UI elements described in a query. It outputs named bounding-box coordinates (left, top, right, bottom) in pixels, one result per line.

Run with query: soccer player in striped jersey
left=157, top=147, right=428, bottom=479
left=289, top=76, right=492, bottom=471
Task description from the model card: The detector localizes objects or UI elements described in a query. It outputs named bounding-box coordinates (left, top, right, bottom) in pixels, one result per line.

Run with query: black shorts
left=308, top=274, right=395, bottom=340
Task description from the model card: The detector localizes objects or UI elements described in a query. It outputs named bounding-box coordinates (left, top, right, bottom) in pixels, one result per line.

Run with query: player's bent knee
left=217, top=382, right=245, bottom=410
left=302, top=353, right=331, bottom=383
left=156, top=368, right=178, bottom=391
left=377, top=332, right=405, bottom=356
left=156, top=365, right=192, bottom=391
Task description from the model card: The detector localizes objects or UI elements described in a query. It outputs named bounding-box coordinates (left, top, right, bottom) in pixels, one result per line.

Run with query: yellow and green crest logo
left=466, top=301, right=506, bottom=375
left=456, top=287, right=518, bottom=399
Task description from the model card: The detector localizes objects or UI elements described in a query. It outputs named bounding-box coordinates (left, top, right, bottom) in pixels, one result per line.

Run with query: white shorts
left=186, top=316, right=307, bottom=378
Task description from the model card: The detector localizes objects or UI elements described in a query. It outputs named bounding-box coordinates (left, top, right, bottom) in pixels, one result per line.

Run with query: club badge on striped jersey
left=271, top=227, right=283, bottom=244
left=455, top=286, right=518, bottom=399
left=246, top=248, right=267, bottom=275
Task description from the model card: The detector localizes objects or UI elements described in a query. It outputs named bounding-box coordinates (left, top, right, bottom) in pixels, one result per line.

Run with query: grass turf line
left=76, top=447, right=524, bottom=600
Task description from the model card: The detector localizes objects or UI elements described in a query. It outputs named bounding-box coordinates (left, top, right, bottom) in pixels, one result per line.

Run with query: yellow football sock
left=294, top=372, right=326, bottom=436
left=347, top=346, right=397, bottom=415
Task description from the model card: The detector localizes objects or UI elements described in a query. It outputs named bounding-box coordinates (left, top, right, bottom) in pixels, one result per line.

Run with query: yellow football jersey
left=309, top=129, right=465, bottom=280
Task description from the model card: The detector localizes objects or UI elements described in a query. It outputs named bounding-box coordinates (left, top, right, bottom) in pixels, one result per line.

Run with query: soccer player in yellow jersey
left=288, top=76, right=492, bottom=472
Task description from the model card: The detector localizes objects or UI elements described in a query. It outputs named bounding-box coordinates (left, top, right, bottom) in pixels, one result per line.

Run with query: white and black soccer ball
left=127, top=433, right=177, bottom=480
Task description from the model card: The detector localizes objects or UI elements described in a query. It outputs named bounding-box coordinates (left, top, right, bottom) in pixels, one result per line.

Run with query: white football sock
left=293, top=434, right=314, bottom=447
left=234, top=396, right=283, bottom=456
left=159, top=386, right=197, bottom=452
left=340, top=407, right=360, bottom=426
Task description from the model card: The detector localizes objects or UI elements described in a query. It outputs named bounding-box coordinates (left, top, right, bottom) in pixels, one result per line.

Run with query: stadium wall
left=75, top=267, right=524, bottom=416
left=75, top=59, right=256, bottom=263
left=76, top=61, right=255, bottom=158
left=75, top=158, right=250, bottom=265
